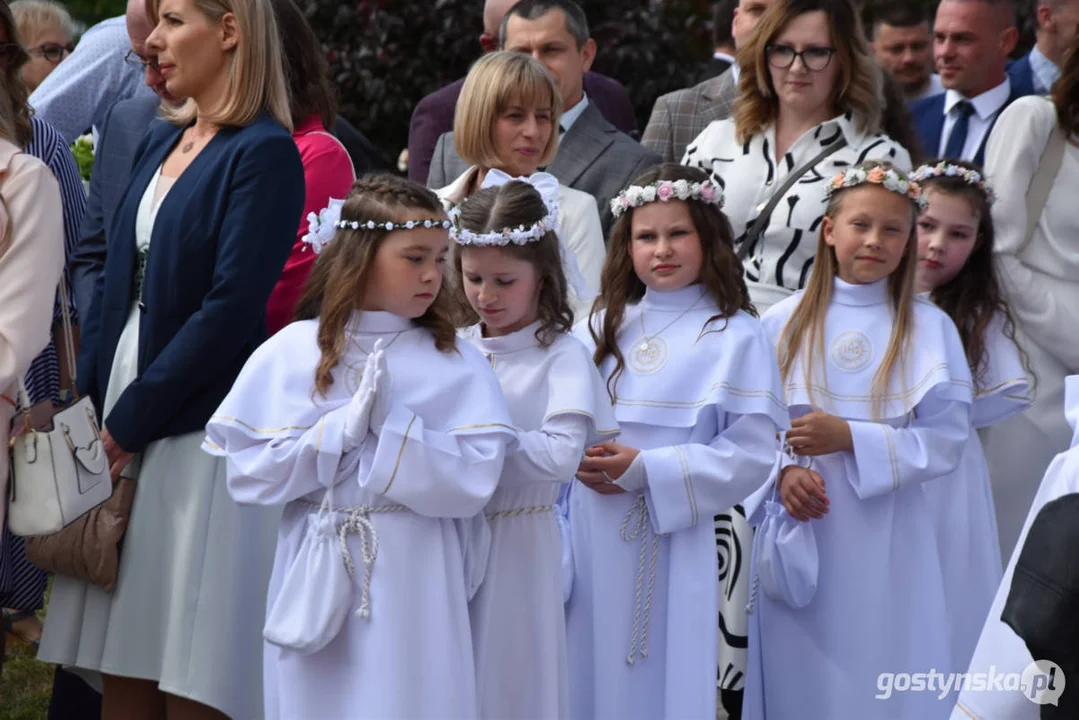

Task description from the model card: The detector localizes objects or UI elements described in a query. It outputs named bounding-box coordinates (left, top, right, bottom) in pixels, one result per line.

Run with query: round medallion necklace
left=628, top=290, right=705, bottom=375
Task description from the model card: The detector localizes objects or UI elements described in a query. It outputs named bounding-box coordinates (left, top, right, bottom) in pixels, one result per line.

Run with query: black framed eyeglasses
left=123, top=48, right=159, bottom=71
left=28, top=42, right=74, bottom=63
left=766, top=44, right=837, bottom=71
left=0, top=42, right=29, bottom=68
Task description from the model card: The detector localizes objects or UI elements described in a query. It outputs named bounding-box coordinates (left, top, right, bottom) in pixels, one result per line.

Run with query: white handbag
left=7, top=277, right=113, bottom=537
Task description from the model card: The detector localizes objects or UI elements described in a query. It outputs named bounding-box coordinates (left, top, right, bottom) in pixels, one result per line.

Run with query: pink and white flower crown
left=826, top=165, right=928, bottom=210
left=610, top=179, right=724, bottom=218
left=910, top=162, right=997, bottom=206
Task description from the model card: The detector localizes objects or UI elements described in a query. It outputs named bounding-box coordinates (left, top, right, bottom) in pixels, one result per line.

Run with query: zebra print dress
left=0, top=116, right=85, bottom=610
left=684, top=112, right=911, bottom=704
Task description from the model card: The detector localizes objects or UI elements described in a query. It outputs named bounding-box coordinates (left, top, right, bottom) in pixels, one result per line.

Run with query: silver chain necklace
left=629, top=290, right=705, bottom=375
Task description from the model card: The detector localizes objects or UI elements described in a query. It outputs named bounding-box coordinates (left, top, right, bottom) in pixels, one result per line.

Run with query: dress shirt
left=938, top=79, right=1012, bottom=161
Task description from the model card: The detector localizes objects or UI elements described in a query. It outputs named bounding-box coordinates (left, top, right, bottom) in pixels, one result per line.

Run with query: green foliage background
left=63, top=0, right=1034, bottom=168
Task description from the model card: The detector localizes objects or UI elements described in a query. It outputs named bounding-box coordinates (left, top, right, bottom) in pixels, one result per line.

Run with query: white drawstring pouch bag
left=263, top=483, right=353, bottom=654
left=756, top=497, right=819, bottom=609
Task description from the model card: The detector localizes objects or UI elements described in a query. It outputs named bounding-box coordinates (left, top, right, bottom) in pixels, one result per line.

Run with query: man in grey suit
left=427, top=0, right=658, bottom=238
left=642, top=0, right=777, bottom=164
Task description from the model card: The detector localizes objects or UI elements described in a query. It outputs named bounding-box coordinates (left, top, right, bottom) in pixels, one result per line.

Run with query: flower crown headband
left=301, top=197, right=451, bottom=255
left=450, top=169, right=593, bottom=301
left=610, top=178, right=724, bottom=219
left=909, top=162, right=997, bottom=206
left=826, top=165, right=928, bottom=210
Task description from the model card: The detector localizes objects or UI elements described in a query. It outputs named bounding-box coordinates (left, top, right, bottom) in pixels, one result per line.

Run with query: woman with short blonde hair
left=37, top=0, right=306, bottom=717
left=10, top=0, right=73, bottom=91
left=434, top=51, right=603, bottom=321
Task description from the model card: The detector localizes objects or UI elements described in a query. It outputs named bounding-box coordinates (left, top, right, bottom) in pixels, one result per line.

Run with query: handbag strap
left=13, top=273, right=78, bottom=425
left=1019, top=123, right=1067, bottom=256
left=737, top=137, right=849, bottom=261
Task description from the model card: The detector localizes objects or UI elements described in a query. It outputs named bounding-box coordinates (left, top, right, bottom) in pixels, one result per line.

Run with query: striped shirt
left=22, top=116, right=86, bottom=406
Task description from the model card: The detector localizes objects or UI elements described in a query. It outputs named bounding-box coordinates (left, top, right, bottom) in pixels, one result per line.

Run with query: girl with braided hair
left=205, top=174, right=516, bottom=719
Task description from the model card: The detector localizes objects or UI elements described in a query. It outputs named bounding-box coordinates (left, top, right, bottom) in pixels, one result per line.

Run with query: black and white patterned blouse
left=682, top=113, right=911, bottom=313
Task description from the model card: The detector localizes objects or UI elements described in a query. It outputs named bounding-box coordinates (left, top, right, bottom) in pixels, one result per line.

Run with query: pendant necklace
left=348, top=329, right=406, bottom=391
left=628, top=290, right=705, bottom=375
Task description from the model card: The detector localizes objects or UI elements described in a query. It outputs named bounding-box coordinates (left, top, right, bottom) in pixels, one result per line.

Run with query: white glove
left=343, top=339, right=383, bottom=451
left=369, top=342, right=392, bottom=435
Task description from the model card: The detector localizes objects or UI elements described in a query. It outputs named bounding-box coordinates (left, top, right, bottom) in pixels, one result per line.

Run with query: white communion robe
left=565, top=284, right=788, bottom=720
left=923, top=310, right=1031, bottom=676
left=744, top=278, right=975, bottom=720
left=460, top=322, right=619, bottom=720
left=203, top=311, right=516, bottom=720
left=950, top=375, right=1079, bottom=720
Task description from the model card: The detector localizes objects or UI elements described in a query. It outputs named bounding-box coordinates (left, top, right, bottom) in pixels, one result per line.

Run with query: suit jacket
left=69, top=95, right=161, bottom=319
left=696, top=55, right=733, bottom=84
left=642, top=67, right=738, bottom=164
left=910, top=85, right=1030, bottom=167
left=0, top=141, right=65, bottom=525
left=427, top=102, right=659, bottom=237
left=1007, top=53, right=1038, bottom=98
left=407, top=71, right=639, bottom=184
left=77, top=113, right=305, bottom=452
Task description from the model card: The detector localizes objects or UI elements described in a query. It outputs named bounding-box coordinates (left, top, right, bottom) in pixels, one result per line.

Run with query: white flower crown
left=909, top=162, right=996, bottom=206
left=301, top=197, right=450, bottom=255
left=447, top=202, right=559, bottom=247
left=610, top=179, right=724, bottom=219
left=826, top=166, right=928, bottom=210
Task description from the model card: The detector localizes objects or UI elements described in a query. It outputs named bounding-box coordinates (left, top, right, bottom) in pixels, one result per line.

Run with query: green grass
left=0, top=639, right=53, bottom=720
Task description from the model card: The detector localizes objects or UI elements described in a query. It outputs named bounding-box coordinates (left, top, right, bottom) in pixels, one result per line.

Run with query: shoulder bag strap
left=737, top=137, right=849, bottom=261
left=1019, top=124, right=1067, bottom=256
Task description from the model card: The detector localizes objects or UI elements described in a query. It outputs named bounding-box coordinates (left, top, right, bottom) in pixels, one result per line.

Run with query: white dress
left=205, top=311, right=516, bottom=720
left=460, top=322, right=618, bottom=719
left=435, top=166, right=605, bottom=321
left=982, top=96, right=1079, bottom=561
left=744, top=278, right=974, bottom=720
left=566, top=284, right=788, bottom=719
left=923, top=311, right=1030, bottom=675
left=38, top=167, right=282, bottom=719
left=950, top=376, right=1079, bottom=720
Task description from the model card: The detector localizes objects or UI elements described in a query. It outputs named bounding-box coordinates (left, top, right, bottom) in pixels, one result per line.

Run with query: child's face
left=628, top=200, right=703, bottom=292
left=460, top=246, right=541, bottom=337
left=823, top=185, right=912, bottom=286
left=361, top=219, right=449, bottom=318
left=915, top=188, right=980, bottom=293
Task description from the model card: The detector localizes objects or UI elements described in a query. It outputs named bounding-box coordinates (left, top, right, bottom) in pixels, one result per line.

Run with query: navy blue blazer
left=69, top=95, right=162, bottom=319
left=909, top=83, right=1031, bottom=166
left=77, top=112, right=305, bottom=452
left=1007, top=53, right=1038, bottom=99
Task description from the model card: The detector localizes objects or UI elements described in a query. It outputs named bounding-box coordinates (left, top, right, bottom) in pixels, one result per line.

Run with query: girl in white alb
left=566, top=164, right=788, bottom=720
left=451, top=173, right=618, bottom=718
left=203, top=175, right=515, bottom=720
left=744, top=161, right=974, bottom=720
left=910, top=159, right=1031, bottom=679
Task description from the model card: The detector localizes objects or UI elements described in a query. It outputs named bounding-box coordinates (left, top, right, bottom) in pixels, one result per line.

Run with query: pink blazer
left=0, top=138, right=65, bottom=529
left=265, top=115, right=356, bottom=335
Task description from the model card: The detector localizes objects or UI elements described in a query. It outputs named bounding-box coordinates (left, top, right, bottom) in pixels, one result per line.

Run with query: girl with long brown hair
left=452, top=177, right=617, bottom=718
left=565, top=163, right=787, bottom=719
left=911, top=159, right=1032, bottom=678
left=204, top=174, right=515, bottom=718
left=745, top=160, right=974, bottom=718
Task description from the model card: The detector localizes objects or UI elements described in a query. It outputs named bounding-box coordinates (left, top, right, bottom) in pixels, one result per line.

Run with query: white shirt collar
left=561, top=92, right=590, bottom=133
left=731, top=63, right=741, bottom=84
left=713, top=51, right=736, bottom=64
left=944, top=78, right=1012, bottom=120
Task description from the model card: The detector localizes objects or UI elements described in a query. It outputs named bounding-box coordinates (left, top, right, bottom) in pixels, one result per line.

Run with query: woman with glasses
left=0, top=0, right=66, bottom=672
left=681, top=0, right=910, bottom=716
left=11, top=0, right=73, bottom=91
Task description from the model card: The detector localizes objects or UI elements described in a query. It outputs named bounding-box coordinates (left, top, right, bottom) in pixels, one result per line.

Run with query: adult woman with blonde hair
left=10, top=0, right=73, bottom=91
left=0, top=2, right=65, bottom=673
left=680, top=0, right=911, bottom=712
left=433, top=50, right=604, bottom=321
left=36, top=0, right=305, bottom=716
left=978, top=29, right=1079, bottom=564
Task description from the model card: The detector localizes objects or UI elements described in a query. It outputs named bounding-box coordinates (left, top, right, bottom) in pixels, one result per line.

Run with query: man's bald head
left=126, top=0, right=153, bottom=49
left=482, top=0, right=518, bottom=48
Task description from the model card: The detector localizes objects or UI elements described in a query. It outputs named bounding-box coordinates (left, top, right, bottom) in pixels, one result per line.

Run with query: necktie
left=944, top=100, right=974, bottom=161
